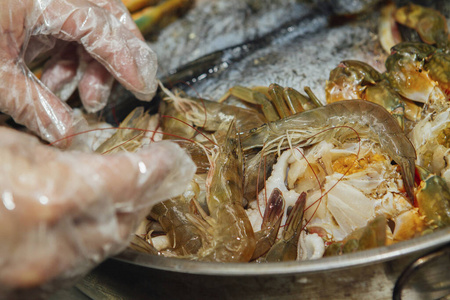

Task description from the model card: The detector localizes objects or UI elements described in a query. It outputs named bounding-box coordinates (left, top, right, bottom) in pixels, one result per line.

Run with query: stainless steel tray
left=83, top=1, right=450, bottom=299
left=78, top=229, right=449, bottom=299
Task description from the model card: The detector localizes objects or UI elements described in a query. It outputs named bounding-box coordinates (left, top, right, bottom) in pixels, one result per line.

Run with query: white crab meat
left=258, top=150, right=302, bottom=226
left=255, top=139, right=422, bottom=252
left=325, top=180, right=374, bottom=236
left=298, top=231, right=325, bottom=261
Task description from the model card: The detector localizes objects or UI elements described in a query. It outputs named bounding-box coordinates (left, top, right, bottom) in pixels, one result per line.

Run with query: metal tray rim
left=113, top=227, right=450, bottom=276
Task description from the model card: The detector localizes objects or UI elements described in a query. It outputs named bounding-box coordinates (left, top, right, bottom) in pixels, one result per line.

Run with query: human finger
left=41, top=0, right=146, bottom=112
left=78, top=54, right=114, bottom=113
left=90, top=0, right=145, bottom=40
left=77, top=0, right=147, bottom=112
left=39, top=43, right=80, bottom=102
left=0, top=127, right=196, bottom=290
left=0, top=60, right=77, bottom=144
left=40, top=0, right=158, bottom=101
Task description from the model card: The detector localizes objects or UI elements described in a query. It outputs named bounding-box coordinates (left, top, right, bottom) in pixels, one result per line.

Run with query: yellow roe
left=332, top=153, right=385, bottom=175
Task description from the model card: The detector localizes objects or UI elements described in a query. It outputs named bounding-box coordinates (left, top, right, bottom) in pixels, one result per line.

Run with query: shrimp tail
left=251, top=188, right=285, bottom=260
left=264, top=192, right=306, bottom=262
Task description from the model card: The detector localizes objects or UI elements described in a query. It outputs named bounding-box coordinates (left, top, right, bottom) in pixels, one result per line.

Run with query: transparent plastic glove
left=0, top=127, right=196, bottom=298
left=0, top=0, right=158, bottom=143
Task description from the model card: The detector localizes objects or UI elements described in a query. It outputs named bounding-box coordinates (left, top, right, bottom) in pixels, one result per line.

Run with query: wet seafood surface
left=113, top=0, right=450, bottom=262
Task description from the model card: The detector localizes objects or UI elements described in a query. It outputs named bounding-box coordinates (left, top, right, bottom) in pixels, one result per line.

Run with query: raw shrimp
left=243, top=151, right=277, bottom=205
left=86, top=101, right=259, bottom=262
left=95, top=107, right=153, bottom=154
left=88, top=109, right=257, bottom=261
left=190, top=119, right=256, bottom=262
left=241, top=100, right=416, bottom=203
left=159, top=83, right=266, bottom=134
left=219, top=84, right=321, bottom=122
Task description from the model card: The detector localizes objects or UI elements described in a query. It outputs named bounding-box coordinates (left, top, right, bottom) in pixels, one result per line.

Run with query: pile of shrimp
left=70, top=3, right=450, bottom=263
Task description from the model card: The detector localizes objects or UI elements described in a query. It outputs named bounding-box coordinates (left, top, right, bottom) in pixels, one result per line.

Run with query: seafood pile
left=92, top=2, right=450, bottom=263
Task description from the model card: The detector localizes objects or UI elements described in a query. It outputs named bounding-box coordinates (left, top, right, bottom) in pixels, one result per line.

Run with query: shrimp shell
left=241, top=100, right=416, bottom=202
left=197, top=120, right=256, bottom=262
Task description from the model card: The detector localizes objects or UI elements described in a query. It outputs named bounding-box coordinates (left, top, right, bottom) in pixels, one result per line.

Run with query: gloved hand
left=0, top=127, right=196, bottom=298
left=0, top=0, right=197, bottom=298
left=0, top=0, right=158, bottom=144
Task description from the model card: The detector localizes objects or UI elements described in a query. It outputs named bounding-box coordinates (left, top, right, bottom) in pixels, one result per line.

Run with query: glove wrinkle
left=0, top=0, right=158, bottom=144
left=0, top=127, right=196, bottom=296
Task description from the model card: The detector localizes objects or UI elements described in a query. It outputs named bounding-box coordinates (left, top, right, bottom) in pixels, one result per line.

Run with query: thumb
left=0, top=127, right=196, bottom=290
